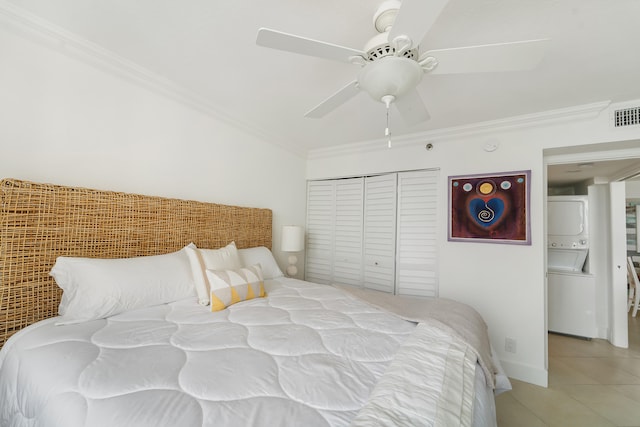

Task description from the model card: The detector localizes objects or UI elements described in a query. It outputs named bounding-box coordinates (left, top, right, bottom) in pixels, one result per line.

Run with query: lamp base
left=286, top=254, right=298, bottom=277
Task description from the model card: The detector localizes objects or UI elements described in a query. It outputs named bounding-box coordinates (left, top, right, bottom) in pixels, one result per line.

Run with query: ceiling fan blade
left=394, top=89, right=430, bottom=126
left=305, top=80, right=361, bottom=118
left=256, top=28, right=365, bottom=63
left=423, top=39, right=550, bottom=75
left=389, top=0, right=449, bottom=48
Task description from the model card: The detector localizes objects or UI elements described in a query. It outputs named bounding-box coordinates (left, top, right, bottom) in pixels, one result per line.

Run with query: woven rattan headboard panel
left=0, top=178, right=272, bottom=347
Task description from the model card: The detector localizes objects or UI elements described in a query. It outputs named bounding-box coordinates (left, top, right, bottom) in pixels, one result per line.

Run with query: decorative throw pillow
left=237, top=246, right=284, bottom=280
left=185, top=242, right=242, bottom=305
left=205, top=264, right=265, bottom=312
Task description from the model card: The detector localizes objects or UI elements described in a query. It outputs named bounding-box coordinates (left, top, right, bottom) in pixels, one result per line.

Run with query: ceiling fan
left=256, top=0, right=548, bottom=131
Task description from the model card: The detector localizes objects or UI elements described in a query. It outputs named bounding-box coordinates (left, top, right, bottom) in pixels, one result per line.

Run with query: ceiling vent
left=613, top=106, right=640, bottom=127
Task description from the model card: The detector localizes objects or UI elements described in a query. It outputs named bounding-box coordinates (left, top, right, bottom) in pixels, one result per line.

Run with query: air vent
left=613, top=106, right=640, bottom=127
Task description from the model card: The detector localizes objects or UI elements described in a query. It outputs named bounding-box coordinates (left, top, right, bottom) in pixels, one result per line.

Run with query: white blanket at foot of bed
left=350, top=323, right=476, bottom=427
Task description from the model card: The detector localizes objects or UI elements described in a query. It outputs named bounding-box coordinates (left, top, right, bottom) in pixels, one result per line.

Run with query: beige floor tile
left=495, top=391, right=547, bottom=427
left=548, top=334, right=634, bottom=358
left=507, top=380, right=615, bottom=427
left=611, top=355, right=640, bottom=377
left=612, top=384, right=640, bottom=403
left=557, top=357, right=640, bottom=385
left=554, top=384, right=640, bottom=426
left=547, top=417, right=616, bottom=427
left=548, top=357, right=599, bottom=386
left=496, top=313, right=640, bottom=427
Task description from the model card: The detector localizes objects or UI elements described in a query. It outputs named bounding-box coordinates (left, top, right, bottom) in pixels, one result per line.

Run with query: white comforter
left=0, top=279, right=493, bottom=427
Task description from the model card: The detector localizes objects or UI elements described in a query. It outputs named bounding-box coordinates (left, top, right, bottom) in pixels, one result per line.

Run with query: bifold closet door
left=306, top=170, right=439, bottom=296
left=305, top=179, right=364, bottom=286
left=396, top=170, right=439, bottom=297
left=363, top=174, right=397, bottom=293
left=333, top=178, right=364, bottom=287
left=305, top=181, right=334, bottom=284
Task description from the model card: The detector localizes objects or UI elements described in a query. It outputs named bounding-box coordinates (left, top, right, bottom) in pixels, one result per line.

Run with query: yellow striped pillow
left=205, top=264, right=266, bottom=312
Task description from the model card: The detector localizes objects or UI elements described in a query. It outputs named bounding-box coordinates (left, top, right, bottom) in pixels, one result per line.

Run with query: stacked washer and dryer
left=547, top=195, right=597, bottom=338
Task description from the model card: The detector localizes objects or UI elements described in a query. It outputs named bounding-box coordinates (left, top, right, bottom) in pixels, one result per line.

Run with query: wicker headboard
left=0, top=178, right=272, bottom=347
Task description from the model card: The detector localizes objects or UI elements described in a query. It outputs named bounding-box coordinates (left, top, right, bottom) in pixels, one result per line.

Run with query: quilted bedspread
left=0, top=279, right=486, bottom=427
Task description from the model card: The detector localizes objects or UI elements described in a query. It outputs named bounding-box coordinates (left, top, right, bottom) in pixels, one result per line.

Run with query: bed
left=0, top=178, right=509, bottom=427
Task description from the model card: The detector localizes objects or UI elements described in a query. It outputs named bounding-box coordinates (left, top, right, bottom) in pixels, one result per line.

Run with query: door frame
left=544, top=142, right=640, bottom=362
left=609, top=181, right=628, bottom=347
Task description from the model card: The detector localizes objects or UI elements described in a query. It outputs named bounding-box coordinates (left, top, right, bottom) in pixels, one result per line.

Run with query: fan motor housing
left=364, top=32, right=418, bottom=62
left=366, top=44, right=418, bottom=61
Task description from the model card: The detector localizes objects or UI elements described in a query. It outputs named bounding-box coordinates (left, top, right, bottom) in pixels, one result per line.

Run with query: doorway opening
left=545, top=139, right=640, bottom=356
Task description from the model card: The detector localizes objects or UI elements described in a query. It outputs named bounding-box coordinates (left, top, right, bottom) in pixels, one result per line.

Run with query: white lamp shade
left=281, top=225, right=304, bottom=252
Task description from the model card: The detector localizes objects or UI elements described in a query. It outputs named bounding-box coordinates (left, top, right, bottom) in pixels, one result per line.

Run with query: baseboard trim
left=499, top=360, right=548, bottom=387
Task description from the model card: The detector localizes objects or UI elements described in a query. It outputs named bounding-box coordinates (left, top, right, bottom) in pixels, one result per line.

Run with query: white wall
left=307, top=105, right=640, bottom=386
left=627, top=180, right=640, bottom=199
left=0, top=22, right=307, bottom=275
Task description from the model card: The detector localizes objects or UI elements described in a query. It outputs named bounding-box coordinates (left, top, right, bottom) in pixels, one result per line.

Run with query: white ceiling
left=5, top=0, right=640, bottom=156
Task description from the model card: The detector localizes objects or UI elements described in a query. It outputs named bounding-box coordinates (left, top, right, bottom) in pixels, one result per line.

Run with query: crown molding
left=0, top=2, right=308, bottom=156
left=307, top=101, right=611, bottom=160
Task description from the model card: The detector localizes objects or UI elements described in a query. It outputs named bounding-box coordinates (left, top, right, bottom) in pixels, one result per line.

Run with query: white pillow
left=51, top=245, right=196, bottom=325
left=238, top=246, right=284, bottom=280
left=185, top=242, right=242, bottom=305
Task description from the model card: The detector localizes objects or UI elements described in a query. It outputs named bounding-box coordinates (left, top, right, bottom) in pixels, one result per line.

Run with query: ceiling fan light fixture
left=256, top=0, right=549, bottom=126
left=357, top=56, right=423, bottom=102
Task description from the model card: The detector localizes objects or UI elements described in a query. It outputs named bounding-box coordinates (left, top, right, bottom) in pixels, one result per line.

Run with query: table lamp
left=281, top=225, right=304, bottom=277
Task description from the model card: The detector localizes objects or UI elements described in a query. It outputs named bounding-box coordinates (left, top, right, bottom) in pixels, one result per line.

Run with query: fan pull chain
left=386, top=104, right=391, bottom=148
left=381, top=95, right=395, bottom=149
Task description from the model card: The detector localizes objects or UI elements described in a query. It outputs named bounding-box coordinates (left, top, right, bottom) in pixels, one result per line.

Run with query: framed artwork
left=448, top=170, right=531, bottom=245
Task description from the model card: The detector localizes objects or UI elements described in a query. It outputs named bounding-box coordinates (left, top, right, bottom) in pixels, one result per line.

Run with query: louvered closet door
left=305, top=181, right=334, bottom=284
left=396, top=170, right=439, bottom=297
left=363, top=174, right=397, bottom=293
left=332, top=179, right=364, bottom=287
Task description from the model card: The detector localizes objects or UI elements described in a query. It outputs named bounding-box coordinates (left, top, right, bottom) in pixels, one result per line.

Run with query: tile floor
left=495, top=313, right=640, bottom=427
